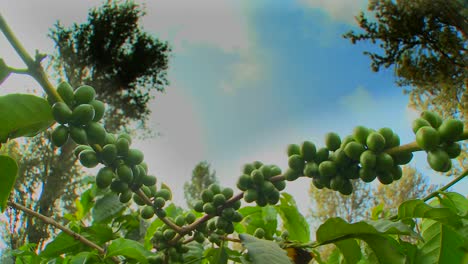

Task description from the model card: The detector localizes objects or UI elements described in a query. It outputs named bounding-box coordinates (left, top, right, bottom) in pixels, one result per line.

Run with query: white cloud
left=132, top=84, right=207, bottom=207
left=300, top=0, right=368, bottom=24
left=339, top=86, right=377, bottom=114
left=142, top=0, right=250, bottom=53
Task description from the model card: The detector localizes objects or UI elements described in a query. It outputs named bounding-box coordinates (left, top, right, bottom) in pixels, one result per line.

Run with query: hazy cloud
left=300, top=0, right=368, bottom=24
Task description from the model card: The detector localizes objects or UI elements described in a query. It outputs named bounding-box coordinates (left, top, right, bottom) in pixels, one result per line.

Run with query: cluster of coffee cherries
left=49, top=82, right=163, bottom=219
left=149, top=212, right=197, bottom=263
left=413, top=111, right=463, bottom=172
left=236, top=161, right=286, bottom=206
left=283, top=125, right=414, bottom=195
left=190, top=184, right=243, bottom=239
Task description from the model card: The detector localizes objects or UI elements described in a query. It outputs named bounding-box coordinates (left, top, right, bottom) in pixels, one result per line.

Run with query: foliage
left=184, top=161, right=219, bottom=209
left=49, top=0, right=171, bottom=131
left=0, top=4, right=468, bottom=264
left=344, top=0, right=467, bottom=119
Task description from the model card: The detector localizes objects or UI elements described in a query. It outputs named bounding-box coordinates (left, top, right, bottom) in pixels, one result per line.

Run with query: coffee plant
left=0, top=13, right=467, bottom=264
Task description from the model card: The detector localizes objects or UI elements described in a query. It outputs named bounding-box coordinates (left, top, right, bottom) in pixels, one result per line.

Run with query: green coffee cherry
left=154, top=197, right=166, bottom=208
left=315, top=148, right=329, bottom=163
left=254, top=228, right=265, bottom=239
left=378, top=127, right=394, bottom=148
left=416, top=126, right=440, bottom=151
left=359, top=168, right=376, bottom=182
left=377, top=171, right=393, bottom=185
left=260, top=165, right=272, bottom=179
left=303, top=162, right=319, bottom=177
left=52, top=102, right=72, bottom=124
left=119, top=190, right=133, bottom=203
left=141, top=206, right=155, bottom=219
left=71, top=104, right=95, bottom=126
left=318, top=161, right=337, bottom=178
left=110, top=180, right=129, bottom=193
left=412, top=118, right=432, bottom=134
left=438, top=118, right=464, bottom=142
left=157, top=189, right=171, bottom=201
left=79, top=150, right=99, bottom=168
left=330, top=176, right=345, bottom=191
left=104, top=133, right=116, bottom=145
left=287, top=144, right=301, bottom=157
left=193, top=201, right=204, bottom=212
left=117, top=164, right=133, bottom=183
left=338, top=179, right=353, bottom=195
left=353, top=126, right=370, bottom=144
left=243, top=189, right=258, bottom=203
left=51, top=125, right=69, bottom=147
left=116, top=138, right=130, bottom=156
left=273, top=180, right=286, bottom=191
left=101, top=144, right=117, bottom=164
left=89, top=100, right=105, bottom=122
left=175, top=215, right=185, bottom=226
left=392, top=151, right=413, bottom=165
left=366, top=132, right=386, bottom=152
left=237, top=174, right=253, bottom=191
left=56, top=82, right=74, bottom=106
left=444, top=142, right=461, bottom=159
left=243, top=163, right=256, bottom=175
left=360, top=150, right=376, bottom=169
left=185, top=213, right=196, bottom=224
left=251, top=169, right=264, bottom=184
left=421, top=111, right=442, bottom=128
left=376, top=153, right=394, bottom=171
left=124, top=149, right=144, bottom=166
left=203, top=203, right=216, bottom=215
left=142, top=175, right=157, bottom=186
left=325, top=132, right=341, bottom=151
left=427, top=149, right=451, bottom=172
left=85, top=122, right=106, bottom=145
left=288, top=154, right=305, bottom=171
left=70, top=126, right=88, bottom=144
left=213, top=194, right=226, bottom=207
left=344, top=142, right=365, bottom=160
left=284, top=168, right=300, bottom=181
left=222, top=187, right=234, bottom=200
left=74, top=145, right=92, bottom=157
left=96, top=167, right=115, bottom=188
left=301, top=141, right=316, bottom=161
left=74, top=85, right=96, bottom=104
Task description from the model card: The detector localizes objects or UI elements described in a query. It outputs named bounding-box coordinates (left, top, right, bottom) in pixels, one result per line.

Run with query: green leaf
left=316, top=218, right=409, bottom=264
left=359, top=234, right=405, bottom=264
left=239, top=234, right=292, bottom=264
left=92, top=193, right=125, bottom=223
left=275, top=193, right=309, bottom=242
left=106, top=238, right=152, bottom=263
left=40, top=232, right=82, bottom=257
left=415, top=219, right=465, bottom=264
left=398, top=199, right=463, bottom=228
left=316, top=217, right=416, bottom=243
left=0, top=58, right=11, bottom=85
left=0, top=94, right=54, bottom=142
left=438, top=192, right=468, bottom=216
left=335, top=239, right=362, bottom=264
left=144, top=218, right=164, bottom=249
left=69, top=252, right=98, bottom=264
left=0, top=155, right=18, bottom=211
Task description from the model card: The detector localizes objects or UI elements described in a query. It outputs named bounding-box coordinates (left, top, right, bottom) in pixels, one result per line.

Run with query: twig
left=0, top=13, right=62, bottom=103
left=8, top=200, right=120, bottom=263
left=422, top=168, right=468, bottom=202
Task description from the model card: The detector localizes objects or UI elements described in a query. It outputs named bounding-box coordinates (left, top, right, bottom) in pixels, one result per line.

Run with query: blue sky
left=0, top=0, right=466, bottom=226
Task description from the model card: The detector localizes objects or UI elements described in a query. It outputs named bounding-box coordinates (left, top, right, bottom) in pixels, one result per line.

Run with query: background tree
left=49, top=0, right=171, bottom=131
left=184, top=161, right=218, bottom=208
left=343, top=0, right=467, bottom=120
left=2, top=0, right=171, bottom=249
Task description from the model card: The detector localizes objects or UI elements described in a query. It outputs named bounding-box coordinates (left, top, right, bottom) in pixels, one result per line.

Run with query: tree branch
left=8, top=200, right=120, bottom=263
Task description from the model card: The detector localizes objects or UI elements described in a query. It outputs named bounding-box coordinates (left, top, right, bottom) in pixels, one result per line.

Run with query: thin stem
left=422, top=168, right=468, bottom=202
left=7, top=66, right=29, bottom=75
left=134, top=189, right=182, bottom=233
left=0, top=13, right=62, bottom=103
left=8, top=201, right=120, bottom=263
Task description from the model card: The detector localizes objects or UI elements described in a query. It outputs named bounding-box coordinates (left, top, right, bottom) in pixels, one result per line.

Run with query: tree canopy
left=344, top=0, right=467, bottom=118
left=49, top=0, right=171, bottom=131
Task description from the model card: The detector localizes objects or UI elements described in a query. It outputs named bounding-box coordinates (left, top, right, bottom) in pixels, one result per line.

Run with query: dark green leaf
left=0, top=94, right=54, bottom=142
left=415, top=219, right=465, bottom=264
left=0, top=155, right=17, bottom=211
left=105, top=238, right=152, bottom=263
left=335, top=239, right=361, bottom=264
left=398, top=199, right=463, bottom=228
left=69, top=252, right=98, bottom=264
left=92, top=193, right=125, bottom=223
left=439, top=192, right=468, bottom=216
left=276, top=193, right=309, bottom=243
left=40, top=232, right=82, bottom=257
left=239, top=234, right=292, bottom=264
left=316, top=217, right=416, bottom=243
